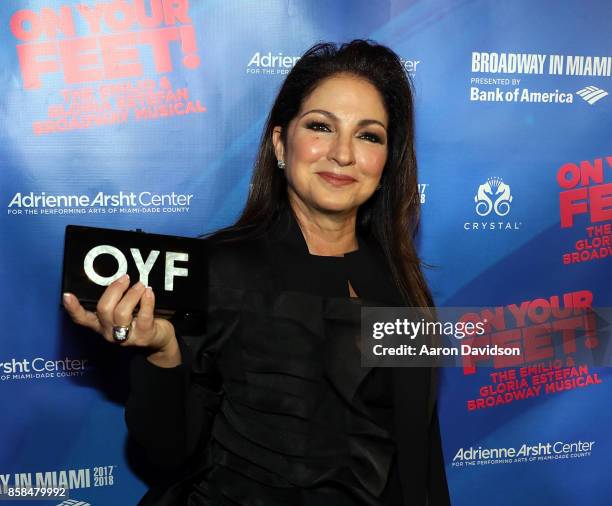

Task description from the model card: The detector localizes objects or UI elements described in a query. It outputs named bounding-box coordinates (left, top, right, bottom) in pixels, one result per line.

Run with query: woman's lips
left=316, top=172, right=357, bottom=187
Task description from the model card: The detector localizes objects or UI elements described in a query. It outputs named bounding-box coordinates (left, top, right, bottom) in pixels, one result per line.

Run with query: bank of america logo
left=576, top=86, right=608, bottom=105
left=56, top=500, right=91, bottom=506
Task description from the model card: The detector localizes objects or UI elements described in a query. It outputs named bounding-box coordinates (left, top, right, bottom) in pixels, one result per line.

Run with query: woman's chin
left=312, top=198, right=360, bottom=215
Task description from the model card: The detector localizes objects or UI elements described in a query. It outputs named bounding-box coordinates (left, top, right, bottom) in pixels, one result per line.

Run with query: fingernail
left=145, top=286, right=153, bottom=298
left=121, top=274, right=130, bottom=282
left=133, top=281, right=144, bottom=289
left=62, top=293, right=72, bottom=304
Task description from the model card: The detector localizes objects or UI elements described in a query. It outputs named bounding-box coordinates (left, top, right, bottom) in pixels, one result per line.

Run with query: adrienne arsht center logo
left=400, top=57, right=421, bottom=76
left=6, top=190, right=193, bottom=217
left=464, top=177, right=522, bottom=231
left=245, top=51, right=300, bottom=76
left=245, top=52, right=421, bottom=77
left=452, top=439, right=595, bottom=468
left=0, top=356, right=89, bottom=382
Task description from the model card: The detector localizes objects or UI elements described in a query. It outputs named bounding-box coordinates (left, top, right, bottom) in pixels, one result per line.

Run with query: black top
left=126, top=211, right=450, bottom=506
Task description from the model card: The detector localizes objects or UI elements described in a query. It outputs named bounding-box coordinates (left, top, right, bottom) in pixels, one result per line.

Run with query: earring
left=277, top=160, right=286, bottom=170
left=376, top=183, right=382, bottom=190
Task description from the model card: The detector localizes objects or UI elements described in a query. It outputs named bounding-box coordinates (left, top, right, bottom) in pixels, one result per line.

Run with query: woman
left=63, top=40, right=450, bottom=505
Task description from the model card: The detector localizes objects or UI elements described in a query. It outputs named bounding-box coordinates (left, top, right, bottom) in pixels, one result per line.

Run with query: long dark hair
left=221, top=39, right=432, bottom=307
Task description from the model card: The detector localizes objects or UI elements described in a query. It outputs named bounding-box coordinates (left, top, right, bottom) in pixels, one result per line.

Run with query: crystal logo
left=464, top=177, right=522, bottom=231
left=576, top=86, right=609, bottom=105
left=475, top=177, right=513, bottom=217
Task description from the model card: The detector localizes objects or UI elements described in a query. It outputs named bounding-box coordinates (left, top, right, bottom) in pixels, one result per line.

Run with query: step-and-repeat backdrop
left=1, top=1, right=610, bottom=504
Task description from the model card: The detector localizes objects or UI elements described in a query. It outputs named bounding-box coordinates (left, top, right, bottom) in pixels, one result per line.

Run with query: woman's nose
left=327, top=132, right=356, bottom=167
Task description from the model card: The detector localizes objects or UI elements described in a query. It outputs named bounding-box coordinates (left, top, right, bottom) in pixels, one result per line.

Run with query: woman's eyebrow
left=299, top=109, right=387, bottom=130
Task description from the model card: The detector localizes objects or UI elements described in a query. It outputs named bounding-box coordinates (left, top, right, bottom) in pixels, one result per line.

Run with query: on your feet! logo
left=559, top=156, right=612, bottom=265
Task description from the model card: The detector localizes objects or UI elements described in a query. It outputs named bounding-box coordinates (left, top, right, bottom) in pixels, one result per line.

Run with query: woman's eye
left=306, top=121, right=331, bottom=132
left=359, top=132, right=383, bottom=143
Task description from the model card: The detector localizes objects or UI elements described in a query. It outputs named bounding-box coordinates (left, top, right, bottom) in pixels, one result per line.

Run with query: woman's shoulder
left=198, top=225, right=270, bottom=289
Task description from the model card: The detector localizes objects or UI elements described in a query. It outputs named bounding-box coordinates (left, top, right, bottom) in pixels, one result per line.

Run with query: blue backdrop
left=1, top=1, right=610, bottom=504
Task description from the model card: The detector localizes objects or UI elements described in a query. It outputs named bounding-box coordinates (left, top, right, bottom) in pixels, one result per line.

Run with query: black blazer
left=126, top=212, right=451, bottom=506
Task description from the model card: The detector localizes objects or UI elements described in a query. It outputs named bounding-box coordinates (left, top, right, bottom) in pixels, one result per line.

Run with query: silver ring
left=112, top=324, right=131, bottom=342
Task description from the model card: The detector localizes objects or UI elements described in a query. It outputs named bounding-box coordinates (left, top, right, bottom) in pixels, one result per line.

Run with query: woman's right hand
left=62, top=274, right=181, bottom=368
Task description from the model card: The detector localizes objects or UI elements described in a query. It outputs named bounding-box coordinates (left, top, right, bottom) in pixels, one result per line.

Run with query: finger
left=129, top=287, right=156, bottom=347
left=63, top=293, right=103, bottom=334
left=96, top=274, right=131, bottom=328
left=113, top=281, right=146, bottom=326
left=135, top=286, right=155, bottom=334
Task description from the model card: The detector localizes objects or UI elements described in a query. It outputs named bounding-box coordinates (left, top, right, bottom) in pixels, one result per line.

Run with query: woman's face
left=273, top=73, right=389, bottom=216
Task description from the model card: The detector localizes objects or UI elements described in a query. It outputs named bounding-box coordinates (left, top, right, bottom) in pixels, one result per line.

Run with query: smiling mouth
left=316, top=172, right=357, bottom=187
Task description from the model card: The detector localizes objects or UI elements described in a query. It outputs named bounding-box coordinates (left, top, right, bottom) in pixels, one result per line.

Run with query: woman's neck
left=289, top=196, right=358, bottom=256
